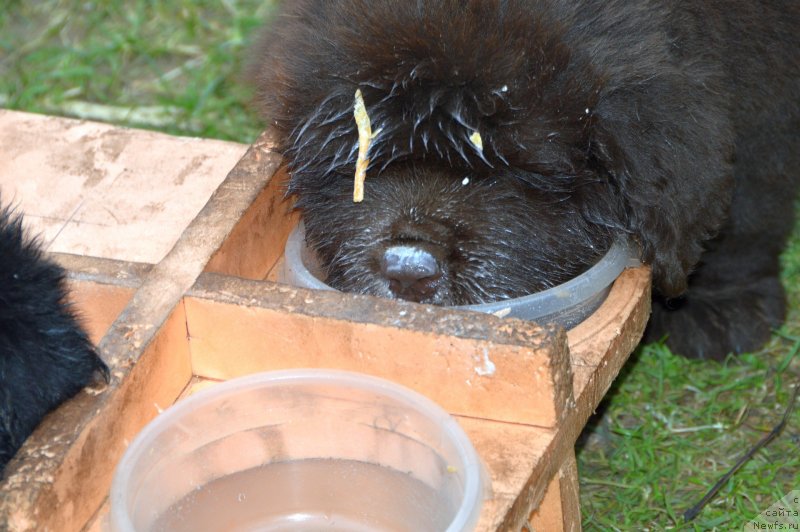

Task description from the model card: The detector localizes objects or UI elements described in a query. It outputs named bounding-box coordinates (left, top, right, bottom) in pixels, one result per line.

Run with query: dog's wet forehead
left=289, top=82, right=593, bottom=189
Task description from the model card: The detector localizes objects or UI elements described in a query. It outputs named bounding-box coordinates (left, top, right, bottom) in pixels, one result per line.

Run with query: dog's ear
left=589, top=83, right=734, bottom=297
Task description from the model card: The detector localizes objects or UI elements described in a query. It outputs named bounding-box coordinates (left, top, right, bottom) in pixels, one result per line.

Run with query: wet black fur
left=0, top=203, right=108, bottom=472
left=250, top=0, right=800, bottom=359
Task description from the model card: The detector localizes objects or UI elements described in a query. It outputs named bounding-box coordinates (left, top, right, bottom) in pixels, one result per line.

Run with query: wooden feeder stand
left=0, top=110, right=651, bottom=531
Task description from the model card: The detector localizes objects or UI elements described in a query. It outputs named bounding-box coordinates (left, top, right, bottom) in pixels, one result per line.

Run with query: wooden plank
left=66, top=281, right=137, bottom=345
left=204, top=165, right=299, bottom=280
left=52, top=252, right=152, bottom=287
left=512, top=266, right=652, bottom=527
left=52, top=253, right=150, bottom=345
left=568, top=267, right=652, bottom=413
left=528, top=452, right=581, bottom=531
left=476, top=266, right=652, bottom=529
left=458, top=417, right=556, bottom=531
left=0, top=109, right=247, bottom=264
left=185, top=273, right=574, bottom=428
left=568, top=266, right=652, bottom=367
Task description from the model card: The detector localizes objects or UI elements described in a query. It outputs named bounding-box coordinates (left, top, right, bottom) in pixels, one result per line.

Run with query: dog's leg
left=645, top=132, right=799, bottom=360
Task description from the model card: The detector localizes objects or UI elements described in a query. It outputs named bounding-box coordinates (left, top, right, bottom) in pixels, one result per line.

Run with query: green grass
left=578, top=224, right=800, bottom=530
left=0, top=0, right=274, bottom=141
left=580, top=340, right=800, bottom=529
left=3, top=2, right=799, bottom=529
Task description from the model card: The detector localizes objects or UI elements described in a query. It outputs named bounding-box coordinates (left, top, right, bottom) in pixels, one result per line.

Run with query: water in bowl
left=151, top=458, right=455, bottom=532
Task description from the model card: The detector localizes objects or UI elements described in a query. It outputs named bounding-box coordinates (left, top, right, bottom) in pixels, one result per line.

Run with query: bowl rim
left=283, top=221, right=640, bottom=322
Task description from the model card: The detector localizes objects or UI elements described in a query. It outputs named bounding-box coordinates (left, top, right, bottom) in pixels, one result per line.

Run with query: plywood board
left=0, top=109, right=247, bottom=264
left=204, top=165, right=299, bottom=280
left=185, top=272, right=574, bottom=428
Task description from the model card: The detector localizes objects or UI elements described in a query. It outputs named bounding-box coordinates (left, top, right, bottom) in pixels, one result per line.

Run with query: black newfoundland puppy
left=0, top=203, right=108, bottom=472
left=250, top=0, right=800, bottom=360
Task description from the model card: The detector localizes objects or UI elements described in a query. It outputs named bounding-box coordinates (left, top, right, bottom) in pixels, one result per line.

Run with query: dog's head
left=250, top=0, right=733, bottom=305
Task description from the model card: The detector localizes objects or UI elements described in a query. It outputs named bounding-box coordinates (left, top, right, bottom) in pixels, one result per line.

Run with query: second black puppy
left=250, top=0, right=800, bottom=360
left=0, top=203, right=108, bottom=472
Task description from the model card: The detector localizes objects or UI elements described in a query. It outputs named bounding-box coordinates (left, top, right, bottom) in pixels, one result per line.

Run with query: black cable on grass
left=683, top=380, right=799, bottom=523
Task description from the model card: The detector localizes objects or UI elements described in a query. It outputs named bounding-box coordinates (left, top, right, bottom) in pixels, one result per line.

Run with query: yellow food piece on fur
left=469, top=131, right=483, bottom=151
left=353, top=89, right=379, bottom=203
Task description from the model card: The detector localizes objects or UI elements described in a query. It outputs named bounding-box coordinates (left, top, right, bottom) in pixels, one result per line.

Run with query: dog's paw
left=643, top=277, right=786, bottom=360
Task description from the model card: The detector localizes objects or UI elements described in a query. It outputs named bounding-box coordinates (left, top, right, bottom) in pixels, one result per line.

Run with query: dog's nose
left=381, top=245, right=442, bottom=301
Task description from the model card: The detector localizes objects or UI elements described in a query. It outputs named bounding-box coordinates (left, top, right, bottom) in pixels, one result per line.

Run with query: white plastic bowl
left=281, top=222, right=639, bottom=328
left=110, top=370, right=486, bottom=532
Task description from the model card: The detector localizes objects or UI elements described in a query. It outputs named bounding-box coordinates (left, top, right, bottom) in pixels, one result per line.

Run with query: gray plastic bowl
left=281, top=222, right=639, bottom=329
